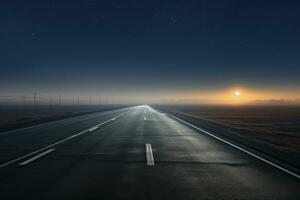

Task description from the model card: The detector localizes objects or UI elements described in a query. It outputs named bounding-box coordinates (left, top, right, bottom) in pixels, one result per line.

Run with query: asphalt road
left=0, top=105, right=299, bottom=200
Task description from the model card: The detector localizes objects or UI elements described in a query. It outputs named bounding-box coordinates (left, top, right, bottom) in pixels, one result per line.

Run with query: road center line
left=0, top=113, right=127, bottom=168
left=19, top=149, right=55, bottom=166
left=146, top=143, right=155, bottom=166
left=166, top=113, right=300, bottom=180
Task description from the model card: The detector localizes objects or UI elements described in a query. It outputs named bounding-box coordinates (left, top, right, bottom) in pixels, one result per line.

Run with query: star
left=169, top=16, right=178, bottom=24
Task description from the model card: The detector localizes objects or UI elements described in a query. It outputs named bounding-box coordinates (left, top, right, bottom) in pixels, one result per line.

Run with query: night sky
left=1, top=0, right=300, bottom=104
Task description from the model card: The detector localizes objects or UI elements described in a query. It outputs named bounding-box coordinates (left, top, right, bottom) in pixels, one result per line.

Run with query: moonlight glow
left=235, top=91, right=241, bottom=97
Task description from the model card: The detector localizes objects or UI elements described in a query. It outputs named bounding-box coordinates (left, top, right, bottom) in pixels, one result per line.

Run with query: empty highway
left=0, top=106, right=299, bottom=200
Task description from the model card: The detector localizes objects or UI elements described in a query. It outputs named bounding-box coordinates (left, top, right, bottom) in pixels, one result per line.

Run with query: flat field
left=0, top=105, right=126, bottom=132
left=156, top=105, right=300, bottom=152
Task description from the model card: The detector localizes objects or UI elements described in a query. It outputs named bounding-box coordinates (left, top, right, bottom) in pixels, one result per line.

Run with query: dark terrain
left=0, top=105, right=129, bottom=132
left=155, top=105, right=300, bottom=170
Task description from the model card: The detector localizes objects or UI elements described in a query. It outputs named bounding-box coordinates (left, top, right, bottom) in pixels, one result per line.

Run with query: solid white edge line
left=19, top=149, right=55, bottom=166
left=0, top=108, right=132, bottom=136
left=0, top=124, right=46, bottom=136
left=0, top=112, right=127, bottom=168
left=0, top=117, right=78, bottom=136
left=146, top=143, right=155, bottom=166
left=167, top=113, right=300, bottom=180
left=88, top=126, right=98, bottom=132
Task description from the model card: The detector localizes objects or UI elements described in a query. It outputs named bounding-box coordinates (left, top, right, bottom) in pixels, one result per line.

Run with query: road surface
left=0, top=105, right=299, bottom=199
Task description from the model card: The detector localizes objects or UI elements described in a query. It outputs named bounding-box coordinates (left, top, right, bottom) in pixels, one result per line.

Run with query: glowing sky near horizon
left=0, top=0, right=300, bottom=104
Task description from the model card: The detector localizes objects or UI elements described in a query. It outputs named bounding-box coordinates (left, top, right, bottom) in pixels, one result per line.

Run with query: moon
left=234, top=91, right=240, bottom=97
